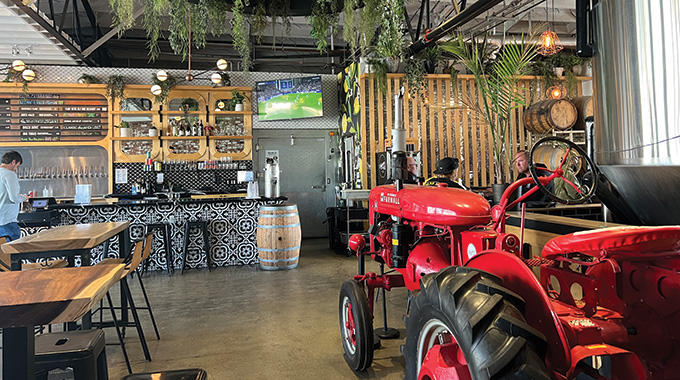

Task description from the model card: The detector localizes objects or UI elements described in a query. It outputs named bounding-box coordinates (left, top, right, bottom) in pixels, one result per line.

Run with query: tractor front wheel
left=404, top=267, right=551, bottom=380
left=339, top=280, right=374, bottom=372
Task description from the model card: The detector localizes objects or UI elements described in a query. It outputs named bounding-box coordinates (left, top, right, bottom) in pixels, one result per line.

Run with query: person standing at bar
left=0, top=151, right=26, bottom=241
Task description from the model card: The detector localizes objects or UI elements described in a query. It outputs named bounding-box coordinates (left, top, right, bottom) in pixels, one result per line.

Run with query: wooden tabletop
left=0, top=264, right=125, bottom=327
left=1, top=221, right=130, bottom=255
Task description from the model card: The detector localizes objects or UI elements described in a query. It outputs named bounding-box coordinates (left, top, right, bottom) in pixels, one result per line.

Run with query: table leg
left=3, top=327, right=35, bottom=380
left=10, top=258, right=21, bottom=271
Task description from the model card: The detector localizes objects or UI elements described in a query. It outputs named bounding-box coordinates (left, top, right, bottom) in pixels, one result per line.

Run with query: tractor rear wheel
left=404, top=267, right=550, bottom=380
left=339, top=280, right=374, bottom=371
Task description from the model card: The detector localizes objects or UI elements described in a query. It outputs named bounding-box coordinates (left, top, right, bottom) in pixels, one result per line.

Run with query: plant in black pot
left=421, top=45, right=443, bottom=74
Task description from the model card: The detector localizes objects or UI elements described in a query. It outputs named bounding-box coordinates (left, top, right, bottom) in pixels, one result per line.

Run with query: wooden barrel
left=532, top=144, right=585, bottom=175
left=523, top=99, right=578, bottom=134
left=571, top=96, right=593, bottom=130
left=257, top=204, right=301, bottom=270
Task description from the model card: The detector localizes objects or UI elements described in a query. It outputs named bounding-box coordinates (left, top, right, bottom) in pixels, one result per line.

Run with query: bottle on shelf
left=191, top=122, right=197, bottom=136
left=198, top=120, right=204, bottom=136
left=171, top=120, right=178, bottom=136
left=42, top=186, right=49, bottom=197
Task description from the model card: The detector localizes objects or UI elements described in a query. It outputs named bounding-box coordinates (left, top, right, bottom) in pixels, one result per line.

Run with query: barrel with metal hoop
left=257, top=204, right=302, bottom=270
left=532, top=143, right=585, bottom=175
left=524, top=99, right=578, bottom=134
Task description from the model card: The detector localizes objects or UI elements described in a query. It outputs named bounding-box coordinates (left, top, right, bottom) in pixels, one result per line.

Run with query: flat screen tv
left=256, top=76, right=323, bottom=121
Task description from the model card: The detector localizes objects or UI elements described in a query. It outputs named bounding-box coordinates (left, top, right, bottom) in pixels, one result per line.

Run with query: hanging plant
left=308, top=0, right=341, bottom=54
left=250, top=1, right=268, bottom=44
left=342, top=0, right=359, bottom=55
left=106, top=75, right=126, bottom=104
left=143, top=0, right=169, bottom=61
left=368, top=58, right=388, bottom=95
left=357, top=0, right=381, bottom=56
left=269, top=0, right=292, bottom=45
left=3, top=68, right=32, bottom=95
left=152, top=74, right=177, bottom=104
left=109, top=0, right=135, bottom=33
left=376, top=0, right=405, bottom=60
left=404, top=58, right=426, bottom=101
left=231, top=0, right=252, bottom=71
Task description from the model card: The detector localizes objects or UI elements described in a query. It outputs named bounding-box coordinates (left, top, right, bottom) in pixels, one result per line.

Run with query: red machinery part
left=348, top=234, right=366, bottom=252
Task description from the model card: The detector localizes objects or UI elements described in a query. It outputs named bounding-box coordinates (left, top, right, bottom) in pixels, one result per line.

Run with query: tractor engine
left=366, top=184, right=493, bottom=290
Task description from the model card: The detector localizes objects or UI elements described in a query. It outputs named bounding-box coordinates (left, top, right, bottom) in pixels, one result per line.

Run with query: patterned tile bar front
left=20, top=198, right=285, bottom=271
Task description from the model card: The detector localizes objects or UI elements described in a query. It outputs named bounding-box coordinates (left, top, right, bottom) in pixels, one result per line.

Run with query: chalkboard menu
left=0, top=93, right=108, bottom=142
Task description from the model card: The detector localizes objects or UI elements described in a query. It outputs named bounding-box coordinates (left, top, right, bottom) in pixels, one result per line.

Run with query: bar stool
left=181, top=220, right=212, bottom=274
left=34, top=329, right=108, bottom=380
left=121, top=368, right=207, bottom=380
left=144, top=223, right=174, bottom=275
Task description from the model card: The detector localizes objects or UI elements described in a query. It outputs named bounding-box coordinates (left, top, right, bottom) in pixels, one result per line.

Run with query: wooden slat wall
left=359, top=74, right=590, bottom=189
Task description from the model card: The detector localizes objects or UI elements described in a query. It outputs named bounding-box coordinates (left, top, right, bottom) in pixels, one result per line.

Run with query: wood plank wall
left=359, top=73, right=589, bottom=189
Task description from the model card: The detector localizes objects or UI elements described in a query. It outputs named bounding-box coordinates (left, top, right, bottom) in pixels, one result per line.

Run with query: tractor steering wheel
left=528, top=136, right=598, bottom=205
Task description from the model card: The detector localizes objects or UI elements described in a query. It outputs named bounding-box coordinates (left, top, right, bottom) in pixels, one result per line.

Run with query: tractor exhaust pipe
left=391, top=88, right=408, bottom=191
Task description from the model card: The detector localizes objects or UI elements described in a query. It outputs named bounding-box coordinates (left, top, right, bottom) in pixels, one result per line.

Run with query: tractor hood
left=369, top=184, right=491, bottom=226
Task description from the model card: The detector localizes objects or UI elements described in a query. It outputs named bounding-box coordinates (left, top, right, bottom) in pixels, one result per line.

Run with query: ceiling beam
left=81, top=6, right=143, bottom=57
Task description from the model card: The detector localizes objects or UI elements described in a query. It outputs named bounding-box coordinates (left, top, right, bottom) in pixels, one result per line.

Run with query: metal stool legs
left=181, top=221, right=212, bottom=274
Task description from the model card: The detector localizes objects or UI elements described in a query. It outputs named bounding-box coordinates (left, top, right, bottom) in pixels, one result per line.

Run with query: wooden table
left=0, top=265, right=125, bottom=380
left=2, top=221, right=130, bottom=270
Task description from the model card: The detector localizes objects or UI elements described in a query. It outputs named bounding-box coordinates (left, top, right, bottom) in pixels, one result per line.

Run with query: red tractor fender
left=567, top=344, right=645, bottom=380
left=465, top=250, right=572, bottom=373
left=397, top=238, right=451, bottom=291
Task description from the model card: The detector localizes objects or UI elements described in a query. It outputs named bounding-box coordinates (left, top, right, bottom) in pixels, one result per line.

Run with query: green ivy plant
left=269, top=0, right=292, bottom=45
left=3, top=68, right=31, bottom=95
left=404, top=58, right=426, bottom=101
left=358, top=0, right=381, bottom=55
left=152, top=74, right=177, bottom=104
left=106, top=75, right=126, bottom=105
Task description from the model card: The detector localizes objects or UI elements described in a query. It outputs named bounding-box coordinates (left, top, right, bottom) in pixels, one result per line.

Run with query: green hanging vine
left=231, top=0, right=252, bottom=71
left=308, top=0, right=341, bottom=54
left=342, top=0, right=359, bottom=55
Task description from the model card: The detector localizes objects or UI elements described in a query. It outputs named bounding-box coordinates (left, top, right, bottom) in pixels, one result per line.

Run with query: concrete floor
left=104, top=238, right=410, bottom=379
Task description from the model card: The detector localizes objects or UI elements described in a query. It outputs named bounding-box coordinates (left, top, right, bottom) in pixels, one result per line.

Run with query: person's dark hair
left=1, top=151, right=22, bottom=165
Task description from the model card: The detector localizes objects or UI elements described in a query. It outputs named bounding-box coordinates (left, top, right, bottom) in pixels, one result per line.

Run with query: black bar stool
left=145, top=223, right=174, bottom=275
left=181, top=220, right=212, bottom=274
left=34, top=329, right=108, bottom=380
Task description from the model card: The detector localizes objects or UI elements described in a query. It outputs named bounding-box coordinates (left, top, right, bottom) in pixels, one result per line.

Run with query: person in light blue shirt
left=0, top=151, right=26, bottom=241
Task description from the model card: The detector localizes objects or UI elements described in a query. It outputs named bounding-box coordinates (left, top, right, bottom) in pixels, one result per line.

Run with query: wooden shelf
left=208, top=136, right=253, bottom=140
left=111, top=136, right=159, bottom=141
left=162, top=111, right=204, bottom=115
left=212, top=111, right=252, bottom=115
left=160, top=136, right=205, bottom=140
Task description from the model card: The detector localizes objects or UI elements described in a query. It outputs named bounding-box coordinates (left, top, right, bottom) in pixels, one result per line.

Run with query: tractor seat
left=542, top=226, right=680, bottom=260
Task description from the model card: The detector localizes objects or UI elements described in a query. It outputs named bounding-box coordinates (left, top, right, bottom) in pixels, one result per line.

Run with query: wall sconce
left=156, top=70, right=168, bottom=81
left=11, top=60, right=26, bottom=72
left=22, top=69, right=35, bottom=82
left=216, top=59, right=230, bottom=71
left=150, top=84, right=162, bottom=95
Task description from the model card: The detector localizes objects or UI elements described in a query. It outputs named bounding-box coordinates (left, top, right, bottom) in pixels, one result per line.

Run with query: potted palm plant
left=441, top=31, right=539, bottom=198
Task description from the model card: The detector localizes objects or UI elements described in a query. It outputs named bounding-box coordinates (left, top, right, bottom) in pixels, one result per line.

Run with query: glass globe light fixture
left=156, top=70, right=168, bottom=81
left=216, top=59, right=228, bottom=70
left=151, top=84, right=162, bottom=95
left=22, top=69, right=35, bottom=82
left=546, top=85, right=566, bottom=99
left=11, top=60, right=25, bottom=72
left=211, top=73, right=222, bottom=84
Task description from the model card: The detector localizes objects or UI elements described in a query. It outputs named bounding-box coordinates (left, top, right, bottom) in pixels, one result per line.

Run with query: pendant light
left=537, top=0, right=563, bottom=56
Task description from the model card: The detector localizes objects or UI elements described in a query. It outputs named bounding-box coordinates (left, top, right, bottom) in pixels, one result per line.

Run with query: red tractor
left=339, top=137, right=680, bottom=380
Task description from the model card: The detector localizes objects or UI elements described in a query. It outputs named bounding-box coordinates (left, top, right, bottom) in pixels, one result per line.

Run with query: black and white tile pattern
left=19, top=198, right=284, bottom=271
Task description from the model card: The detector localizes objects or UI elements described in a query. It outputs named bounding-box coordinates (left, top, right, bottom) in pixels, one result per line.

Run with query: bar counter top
left=47, top=195, right=285, bottom=208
